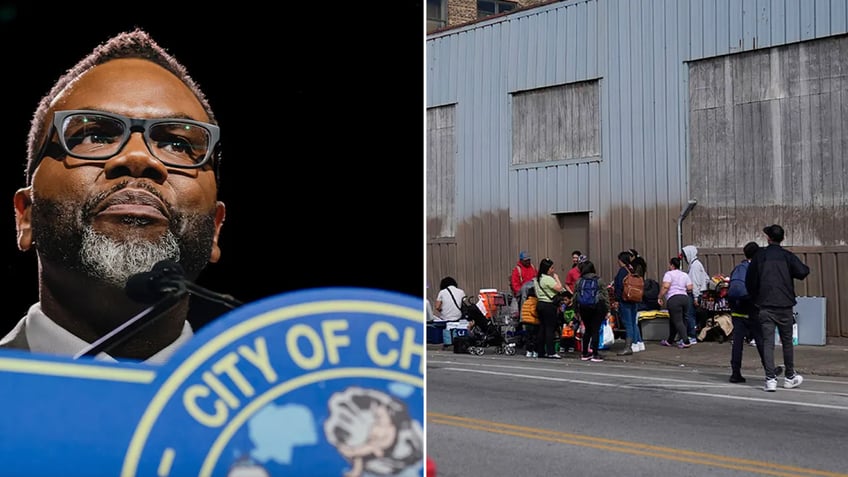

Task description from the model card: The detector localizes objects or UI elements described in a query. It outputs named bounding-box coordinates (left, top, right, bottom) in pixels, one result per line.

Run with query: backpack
left=727, top=261, right=750, bottom=304
left=622, top=272, right=645, bottom=303
left=641, top=278, right=661, bottom=310
left=576, top=277, right=600, bottom=307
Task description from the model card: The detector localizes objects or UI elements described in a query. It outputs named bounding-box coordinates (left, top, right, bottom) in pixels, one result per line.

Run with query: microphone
left=126, top=260, right=243, bottom=308
left=73, top=260, right=243, bottom=360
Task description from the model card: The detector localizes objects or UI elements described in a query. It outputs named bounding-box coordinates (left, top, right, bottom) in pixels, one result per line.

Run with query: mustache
left=81, top=181, right=173, bottom=222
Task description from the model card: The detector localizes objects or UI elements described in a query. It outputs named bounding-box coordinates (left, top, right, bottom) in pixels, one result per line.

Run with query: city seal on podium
left=120, top=287, right=425, bottom=477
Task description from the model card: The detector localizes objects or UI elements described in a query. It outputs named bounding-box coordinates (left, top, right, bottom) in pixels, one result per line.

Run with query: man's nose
left=102, top=132, right=168, bottom=183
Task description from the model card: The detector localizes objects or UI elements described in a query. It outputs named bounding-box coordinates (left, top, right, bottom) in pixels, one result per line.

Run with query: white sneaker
left=637, top=342, right=646, bottom=351
left=763, top=378, right=777, bottom=392
left=526, top=351, right=533, bottom=358
left=532, top=352, right=538, bottom=358
left=784, top=374, right=803, bottom=389
left=631, top=343, right=640, bottom=353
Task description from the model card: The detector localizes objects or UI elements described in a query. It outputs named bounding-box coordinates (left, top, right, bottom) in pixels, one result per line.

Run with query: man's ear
left=14, top=187, right=33, bottom=251
left=208, top=201, right=226, bottom=263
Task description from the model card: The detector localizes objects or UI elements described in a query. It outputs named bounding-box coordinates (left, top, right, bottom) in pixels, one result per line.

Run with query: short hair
left=763, top=224, right=785, bottom=243
left=439, top=276, right=458, bottom=289
left=25, top=28, right=217, bottom=185
left=571, top=250, right=582, bottom=257
left=743, top=241, right=760, bottom=259
left=670, top=257, right=681, bottom=269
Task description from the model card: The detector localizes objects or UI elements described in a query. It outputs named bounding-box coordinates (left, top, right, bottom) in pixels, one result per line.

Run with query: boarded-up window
left=689, top=36, right=848, bottom=247
left=427, top=104, right=457, bottom=238
left=511, top=80, right=601, bottom=165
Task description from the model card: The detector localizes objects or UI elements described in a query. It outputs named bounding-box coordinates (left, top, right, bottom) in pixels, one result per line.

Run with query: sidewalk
left=427, top=337, right=848, bottom=378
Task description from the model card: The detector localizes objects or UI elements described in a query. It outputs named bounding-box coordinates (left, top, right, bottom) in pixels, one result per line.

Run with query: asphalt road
left=427, top=351, right=848, bottom=476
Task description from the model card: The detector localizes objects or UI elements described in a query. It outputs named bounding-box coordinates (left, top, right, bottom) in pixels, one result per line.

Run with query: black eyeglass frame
left=29, top=109, right=221, bottom=181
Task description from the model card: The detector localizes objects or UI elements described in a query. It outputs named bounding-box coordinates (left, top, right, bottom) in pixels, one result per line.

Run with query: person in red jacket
left=510, top=251, right=537, bottom=304
left=565, top=251, right=585, bottom=293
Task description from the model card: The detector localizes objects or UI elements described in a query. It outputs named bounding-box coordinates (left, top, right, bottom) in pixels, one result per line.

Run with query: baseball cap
left=519, top=251, right=531, bottom=260
left=763, top=224, right=785, bottom=242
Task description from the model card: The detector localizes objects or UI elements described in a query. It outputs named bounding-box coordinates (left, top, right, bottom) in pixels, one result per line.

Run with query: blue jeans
left=685, top=295, right=698, bottom=339
left=619, top=301, right=641, bottom=343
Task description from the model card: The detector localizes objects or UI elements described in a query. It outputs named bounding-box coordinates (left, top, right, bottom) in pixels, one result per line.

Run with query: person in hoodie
left=681, top=245, right=709, bottom=345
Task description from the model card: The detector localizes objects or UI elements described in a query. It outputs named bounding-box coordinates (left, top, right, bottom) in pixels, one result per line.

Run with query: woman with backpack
left=574, top=260, right=610, bottom=362
left=614, top=250, right=645, bottom=356
left=534, top=258, right=565, bottom=359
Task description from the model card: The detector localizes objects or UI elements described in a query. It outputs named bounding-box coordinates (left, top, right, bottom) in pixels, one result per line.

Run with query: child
left=521, top=287, right=540, bottom=358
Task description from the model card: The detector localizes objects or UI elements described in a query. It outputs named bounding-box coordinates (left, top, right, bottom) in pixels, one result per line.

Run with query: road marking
left=428, top=412, right=848, bottom=477
left=434, top=366, right=848, bottom=411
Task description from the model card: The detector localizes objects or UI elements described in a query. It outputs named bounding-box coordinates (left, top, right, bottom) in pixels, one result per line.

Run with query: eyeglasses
left=30, top=109, right=220, bottom=179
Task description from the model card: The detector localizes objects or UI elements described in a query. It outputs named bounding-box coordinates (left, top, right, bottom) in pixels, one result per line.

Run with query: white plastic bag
left=600, top=317, right=614, bottom=349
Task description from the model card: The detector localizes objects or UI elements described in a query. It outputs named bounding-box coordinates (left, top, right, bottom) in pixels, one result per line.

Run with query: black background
left=0, top=3, right=424, bottom=333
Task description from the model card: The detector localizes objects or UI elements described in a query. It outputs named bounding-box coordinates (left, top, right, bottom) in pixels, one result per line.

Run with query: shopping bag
left=775, top=322, right=799, bottom=346
left=599, top=317, right=614, bottom=349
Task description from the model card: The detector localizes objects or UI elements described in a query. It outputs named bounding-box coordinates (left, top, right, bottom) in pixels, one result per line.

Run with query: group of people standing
left=440, top=222, right=809, bottom=392
left=513, top=250, right=611, bottom=362
left=658, top=224, right=809, bottom=391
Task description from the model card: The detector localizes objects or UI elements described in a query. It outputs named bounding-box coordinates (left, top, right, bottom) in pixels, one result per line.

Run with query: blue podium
left=0, top=287, right=425, bottom=477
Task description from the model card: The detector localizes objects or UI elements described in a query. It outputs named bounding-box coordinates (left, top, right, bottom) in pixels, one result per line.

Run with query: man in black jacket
left=746, top=224, right=810, bottom=392
left=727, top=242, right=783, bottom=383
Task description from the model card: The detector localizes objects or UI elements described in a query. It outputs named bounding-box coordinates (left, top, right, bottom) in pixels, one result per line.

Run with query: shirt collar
left=25, top=302, right=194, bottom=365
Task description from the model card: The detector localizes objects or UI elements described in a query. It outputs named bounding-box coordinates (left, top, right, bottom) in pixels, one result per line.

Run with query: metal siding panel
left=545, top=10, right=557, bottom=86
left=770, top=0, right=787, bottom=45
left=669, top=0, right=685, bottom=216
left=567, top=4, right=579, bottom=81
left=691, top=0, right=704, bottom=58
left=576, top=1, right=589, bottom=80
left=715, top=0, right=731, bottom=56
left=648, top=2, right=667, bottom=263
left=531, top=13, right=545, bottom=87
left=555, top=7, right=568, bottom=82
left=704, top=0, right=718, bottom=58
left=832, top=0, right=848, bottom=32
left=587, top=0, right=599, bottom=77
left=815, top=0, right=831, bottom=36
left=744, top=0, right=758, bottom=49
left=631, top=0, right=647, bottom=243
left=728, top=0, right=745, bottom=53
left=757, top=0, right=772, bottom=47
left=785, top=0, right=802, bottom=42
left=801, top=0, right=815, bottom=40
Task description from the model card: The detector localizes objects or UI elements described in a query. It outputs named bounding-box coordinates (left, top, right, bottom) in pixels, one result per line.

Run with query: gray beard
left=78, top=226, right=181, bottom=288
left=31, top=186, right=216, bottom=290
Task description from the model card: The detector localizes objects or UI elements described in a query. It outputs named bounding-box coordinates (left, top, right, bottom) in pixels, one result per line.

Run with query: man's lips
left=94, top=189, right=170, bottom=221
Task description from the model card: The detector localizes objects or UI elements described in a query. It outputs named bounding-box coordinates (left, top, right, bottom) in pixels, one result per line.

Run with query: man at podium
left=0, top=29, right=226, bottom=364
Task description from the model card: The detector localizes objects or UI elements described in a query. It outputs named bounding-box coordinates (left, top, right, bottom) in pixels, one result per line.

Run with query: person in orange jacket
left=520, top=286, right=540, bottom=358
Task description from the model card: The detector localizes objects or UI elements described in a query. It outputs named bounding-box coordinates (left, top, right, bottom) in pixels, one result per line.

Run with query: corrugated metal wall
left=426, top=0, right=848, bottom=336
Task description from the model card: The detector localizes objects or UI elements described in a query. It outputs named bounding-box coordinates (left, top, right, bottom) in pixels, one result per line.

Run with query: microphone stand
left=181, top=280, right=243, bottom=308
left=73, top=282, right=187, bottom=360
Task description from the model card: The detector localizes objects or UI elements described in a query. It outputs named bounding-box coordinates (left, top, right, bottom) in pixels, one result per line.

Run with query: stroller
left=463, top=293, right=518, bottom=356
